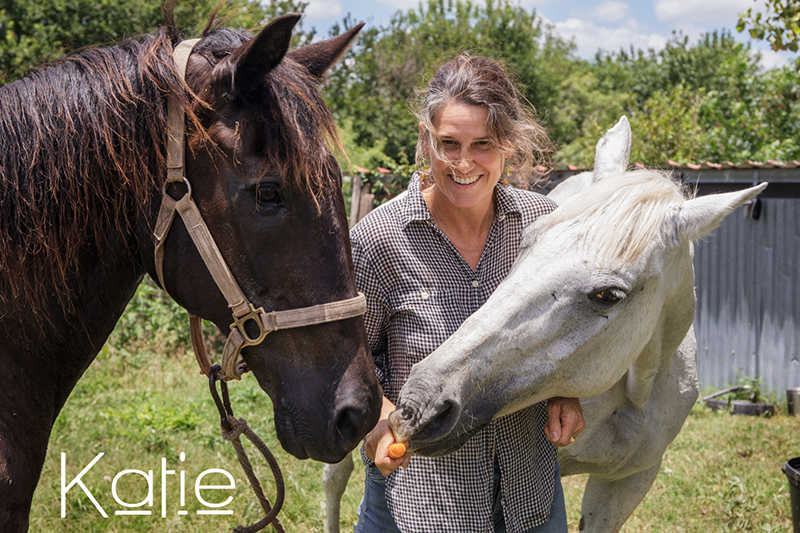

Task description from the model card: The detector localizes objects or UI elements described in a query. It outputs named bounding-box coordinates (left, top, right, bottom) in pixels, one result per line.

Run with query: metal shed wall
left=687, top=169, right=800, bottom=393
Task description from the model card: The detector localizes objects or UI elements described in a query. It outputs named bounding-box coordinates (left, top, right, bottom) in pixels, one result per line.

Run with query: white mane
left=540, top=170, right=691, bottom=268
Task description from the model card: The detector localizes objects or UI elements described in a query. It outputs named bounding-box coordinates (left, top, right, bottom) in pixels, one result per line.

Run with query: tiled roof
left=664, top=160, right=800, bottom=170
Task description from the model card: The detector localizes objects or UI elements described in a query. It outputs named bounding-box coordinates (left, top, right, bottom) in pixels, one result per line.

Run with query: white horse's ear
left=668, top=183, right=768, bottom=246
left=593, top=116, right=631, bottom=182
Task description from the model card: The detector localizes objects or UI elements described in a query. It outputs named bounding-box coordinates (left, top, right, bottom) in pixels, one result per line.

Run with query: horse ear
left=222, top=14, right=301, bottom=100
left=668, top=183, right=768, bottom=246
left=592, top=116, right=631, bottom=183
left=288, top=23, right=365, bottom=79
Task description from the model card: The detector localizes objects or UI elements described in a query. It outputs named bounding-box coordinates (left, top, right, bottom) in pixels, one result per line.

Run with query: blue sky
left=297, top=0, right=794, bottom=69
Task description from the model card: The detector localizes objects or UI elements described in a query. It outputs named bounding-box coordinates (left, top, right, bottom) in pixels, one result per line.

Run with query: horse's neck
left=625, top=247, right=696, bottom=409
left=6, top=246, right=143, bottom=356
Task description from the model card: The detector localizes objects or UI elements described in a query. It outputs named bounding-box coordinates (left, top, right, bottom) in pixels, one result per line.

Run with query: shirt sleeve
left=350, top=231, right=390, bottom=392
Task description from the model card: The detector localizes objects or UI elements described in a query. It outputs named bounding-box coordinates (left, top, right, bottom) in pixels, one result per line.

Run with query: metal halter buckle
left=230, top=303, right=271, bottom=346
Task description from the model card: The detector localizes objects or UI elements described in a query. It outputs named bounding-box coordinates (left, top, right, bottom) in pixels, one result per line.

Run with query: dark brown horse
left=0, top=8, right=382, bottom=531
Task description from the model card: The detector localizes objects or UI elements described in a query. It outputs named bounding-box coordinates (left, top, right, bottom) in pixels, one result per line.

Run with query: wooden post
left=349, top=180, right=375, bottom=227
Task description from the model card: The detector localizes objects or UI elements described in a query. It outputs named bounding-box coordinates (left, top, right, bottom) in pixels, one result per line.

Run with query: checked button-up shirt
left=350, top=173, right=559, bottom=533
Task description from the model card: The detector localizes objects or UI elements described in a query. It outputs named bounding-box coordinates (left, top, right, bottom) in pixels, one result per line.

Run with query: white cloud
left=752, top=48, right=793, bottom=70
left=304, top=0, right=343, bottom=21
left=653, top=0, right=752, bottom=25
left=592, top=1, right=629, bottom=23
left=554, top=17, right=668, bottom=57
left=518, top=0, right=553, bottom=9
left=376, top=0, right=428, bottom=10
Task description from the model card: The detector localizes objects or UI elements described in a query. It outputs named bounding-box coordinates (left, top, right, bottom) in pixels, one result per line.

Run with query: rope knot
left=221, top=416, right=248, bottom=441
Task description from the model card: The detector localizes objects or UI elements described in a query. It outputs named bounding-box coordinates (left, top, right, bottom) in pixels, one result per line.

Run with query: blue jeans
left=353, top=461, right=567, bottom=533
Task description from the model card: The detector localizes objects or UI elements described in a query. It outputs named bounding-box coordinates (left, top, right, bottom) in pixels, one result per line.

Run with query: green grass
left=31, top=342, right=366, bottom=533
left=28, top=294, right=800, bottom=531
left=563, top=403, right=800, bottom=533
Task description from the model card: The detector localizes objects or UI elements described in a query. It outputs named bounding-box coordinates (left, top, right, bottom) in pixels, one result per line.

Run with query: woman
left=350, top=53, right=585, bottom=533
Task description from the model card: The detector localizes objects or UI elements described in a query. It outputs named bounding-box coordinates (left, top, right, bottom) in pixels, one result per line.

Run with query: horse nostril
left=331, top=406, right=363, bottom=450
left=415, top=399, right=462, bottom=442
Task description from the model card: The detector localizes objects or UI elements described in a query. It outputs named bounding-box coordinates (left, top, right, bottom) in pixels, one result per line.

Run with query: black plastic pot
left=783, top=457, right=800, bottom=533
left=704, top=398, right=775, bottom=417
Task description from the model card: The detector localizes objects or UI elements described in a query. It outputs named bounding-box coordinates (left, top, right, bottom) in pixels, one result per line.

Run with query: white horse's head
left=390, top=117, right=767, bottom=456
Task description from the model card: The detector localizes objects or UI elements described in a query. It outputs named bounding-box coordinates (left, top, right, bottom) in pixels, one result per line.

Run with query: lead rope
left=210, top=364, right=287, bottom=533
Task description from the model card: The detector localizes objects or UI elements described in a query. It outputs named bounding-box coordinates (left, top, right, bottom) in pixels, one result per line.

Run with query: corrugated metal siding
left=693, top=198, right=800, bottom=392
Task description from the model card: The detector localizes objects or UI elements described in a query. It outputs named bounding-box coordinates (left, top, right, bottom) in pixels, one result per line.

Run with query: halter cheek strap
left=155, top=39, right=366, bottom=381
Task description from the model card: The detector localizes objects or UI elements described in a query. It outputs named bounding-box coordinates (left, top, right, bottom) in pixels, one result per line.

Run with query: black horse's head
left=142, top=16, right=382, bottom=462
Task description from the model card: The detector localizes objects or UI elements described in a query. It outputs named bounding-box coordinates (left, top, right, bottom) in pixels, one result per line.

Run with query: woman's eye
left=256, top=185, right=281, bottom=205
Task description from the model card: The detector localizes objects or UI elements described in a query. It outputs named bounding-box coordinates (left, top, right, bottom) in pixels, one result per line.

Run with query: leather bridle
left=153, top=39, right=366, bottom=381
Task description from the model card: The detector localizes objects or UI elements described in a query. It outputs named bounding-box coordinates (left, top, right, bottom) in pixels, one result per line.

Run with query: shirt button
left=499, top=214, right=506, bottom=221
left=471, top=280, right=479, bottom=288
left=421, top=291, right=429, bottom=300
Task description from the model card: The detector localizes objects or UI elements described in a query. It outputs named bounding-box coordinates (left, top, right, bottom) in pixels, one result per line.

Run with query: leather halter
left=154, top=39, right=366, bottom=381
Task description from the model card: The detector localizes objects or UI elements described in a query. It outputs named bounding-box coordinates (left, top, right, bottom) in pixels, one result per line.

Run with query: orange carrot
left=387, top=442, right=407, bottom=459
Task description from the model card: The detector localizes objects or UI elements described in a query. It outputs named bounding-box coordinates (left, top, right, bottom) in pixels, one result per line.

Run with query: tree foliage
left=573, top=29, right=800, bottom=165
left=0, top=0, right=312, bottom=84
left=737, top=0, right=800, bottom=52
left=1, top=0, right=798, bottom=169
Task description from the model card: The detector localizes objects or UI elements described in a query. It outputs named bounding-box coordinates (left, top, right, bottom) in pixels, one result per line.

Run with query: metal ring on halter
left=162, top=175, right=192, bottom=199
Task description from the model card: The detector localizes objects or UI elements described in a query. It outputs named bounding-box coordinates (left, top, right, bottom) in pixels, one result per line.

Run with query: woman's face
left=425, top=102, right=503, bottom=211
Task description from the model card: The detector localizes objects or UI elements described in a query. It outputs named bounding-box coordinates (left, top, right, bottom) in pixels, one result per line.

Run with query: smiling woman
left=347, top=53, right=584, bottom=533
left=415, top=53, right=553, bottom=270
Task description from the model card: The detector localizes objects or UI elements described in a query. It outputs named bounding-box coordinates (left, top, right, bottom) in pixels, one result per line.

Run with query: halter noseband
left=153, top=39, right=366, bottom=381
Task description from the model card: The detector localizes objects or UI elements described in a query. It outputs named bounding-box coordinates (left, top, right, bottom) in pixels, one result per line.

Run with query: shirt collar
left=400, top=171, right=524, bottom=228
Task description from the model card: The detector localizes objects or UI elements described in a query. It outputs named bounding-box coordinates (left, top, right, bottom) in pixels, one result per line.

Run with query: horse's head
left=138, top=16, right=382, bottom=463
left=389, top=117, right=766, bottom=456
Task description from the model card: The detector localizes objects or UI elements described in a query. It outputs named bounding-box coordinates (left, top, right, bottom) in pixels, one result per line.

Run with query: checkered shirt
left=350, top=173, right=559, bottom=533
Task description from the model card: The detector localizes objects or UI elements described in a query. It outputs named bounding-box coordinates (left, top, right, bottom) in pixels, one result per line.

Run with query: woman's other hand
left=545, top=397, right=585, bottom=446
left=364, top=397, right=413, bottom=476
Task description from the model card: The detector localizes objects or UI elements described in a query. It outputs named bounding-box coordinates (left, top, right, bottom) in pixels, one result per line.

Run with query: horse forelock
left=261, top=57, right=343, bottom=200
left=0, top=29, right=189, bottom=322
left=191, top=27, right=343, bottom=203
left=543, top=170, right=690, bottom=268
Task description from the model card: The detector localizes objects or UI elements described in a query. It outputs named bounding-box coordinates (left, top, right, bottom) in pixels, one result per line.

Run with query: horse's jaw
left=242, top=324, right=382, bottom=463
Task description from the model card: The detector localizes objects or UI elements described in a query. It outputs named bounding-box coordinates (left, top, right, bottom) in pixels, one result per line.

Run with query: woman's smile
left=449, top=172, right=483, bottom=185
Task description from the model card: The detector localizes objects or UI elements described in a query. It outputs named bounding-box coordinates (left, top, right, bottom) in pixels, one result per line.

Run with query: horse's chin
left=272, top=412, right=357, bottom=463
left=409, top=424, right=486, bottom=457
left=274, top=425, right=356, bottom=463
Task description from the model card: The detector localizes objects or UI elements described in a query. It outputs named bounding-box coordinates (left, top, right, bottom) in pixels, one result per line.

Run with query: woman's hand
left=545, top=397, right=585, bottom=447
left=364, top=397, right=413, bottom=476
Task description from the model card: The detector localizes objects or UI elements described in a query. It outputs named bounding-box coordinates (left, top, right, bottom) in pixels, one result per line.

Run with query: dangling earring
left=501, top=166, right=511, bottom=185
left=420, top=167, right=430, bottom=181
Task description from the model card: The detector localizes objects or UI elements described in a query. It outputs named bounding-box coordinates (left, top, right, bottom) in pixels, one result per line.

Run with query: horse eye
left=591, top=288, right=625, bottom=304
left=256, top=185, right=281, bottom=205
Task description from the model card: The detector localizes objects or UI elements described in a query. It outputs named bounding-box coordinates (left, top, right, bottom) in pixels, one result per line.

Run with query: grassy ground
left=30, top=334, right=800, bottom=532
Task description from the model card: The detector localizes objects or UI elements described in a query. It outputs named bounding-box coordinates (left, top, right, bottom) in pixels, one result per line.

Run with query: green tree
left=738, top=0, right=800, bottom=52
left=592, top=30, right=760, bottom=110
left=629, top=84, right=707, bottom=165
left=0, top=0, right=311, bottom=85
left=559, top=29, right=800, bottom=167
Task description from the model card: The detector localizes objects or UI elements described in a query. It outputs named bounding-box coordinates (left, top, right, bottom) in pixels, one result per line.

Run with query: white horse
left=323, top=117, right=767, bottom=533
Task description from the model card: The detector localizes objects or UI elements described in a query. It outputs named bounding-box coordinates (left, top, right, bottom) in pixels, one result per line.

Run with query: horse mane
left=541, top=170, right=691, bottom=267
left=0, top=27, right=189, bottom=323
